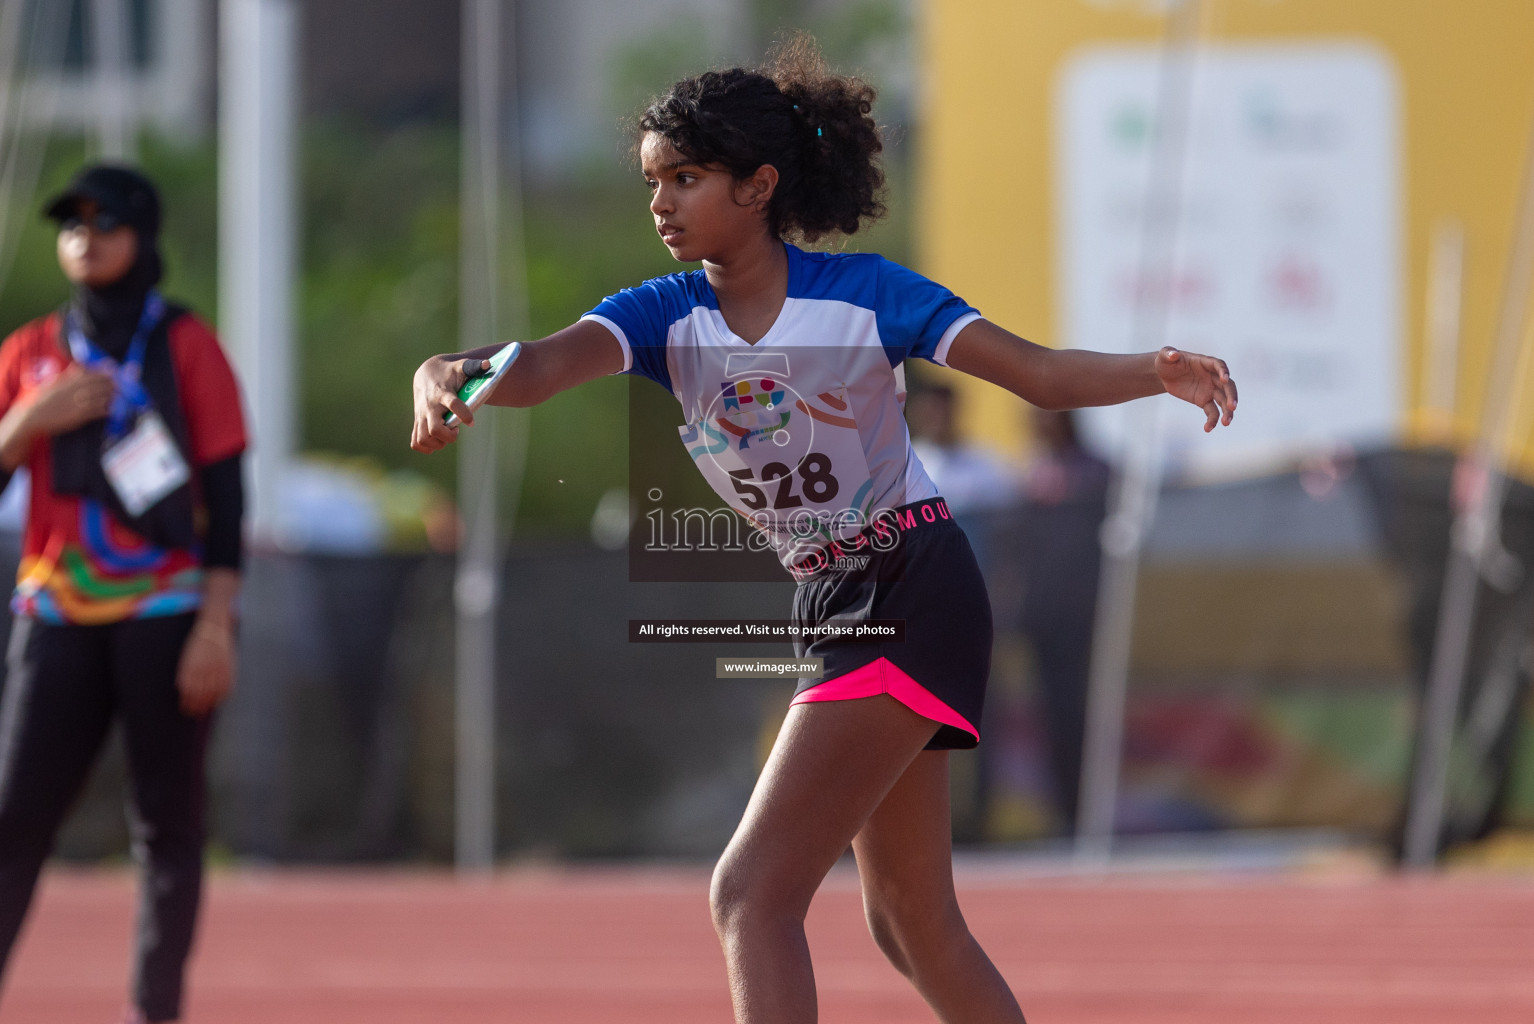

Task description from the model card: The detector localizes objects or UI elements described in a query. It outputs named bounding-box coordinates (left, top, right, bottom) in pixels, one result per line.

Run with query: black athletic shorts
left=788, top=497, right=993, bottom=750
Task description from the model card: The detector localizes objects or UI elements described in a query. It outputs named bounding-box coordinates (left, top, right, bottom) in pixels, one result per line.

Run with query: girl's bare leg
left=710, top=694, right=939, bottom=1023
left=853, top=749, right=1028, bottom=1022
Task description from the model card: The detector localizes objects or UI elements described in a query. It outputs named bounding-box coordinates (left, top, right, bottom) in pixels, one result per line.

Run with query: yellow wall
left=917, top=0, right=1534, bottom=470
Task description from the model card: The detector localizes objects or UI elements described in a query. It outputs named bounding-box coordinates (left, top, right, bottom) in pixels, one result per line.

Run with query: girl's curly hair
left=636, top=34, right=886, bottom=243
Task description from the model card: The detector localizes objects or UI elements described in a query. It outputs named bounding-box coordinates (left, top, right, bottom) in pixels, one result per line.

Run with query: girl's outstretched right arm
left=411, top=319, right=625, bottom=453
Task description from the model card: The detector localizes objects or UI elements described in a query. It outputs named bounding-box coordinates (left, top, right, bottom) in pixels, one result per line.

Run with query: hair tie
left=789, top=101, right=820, bottom=138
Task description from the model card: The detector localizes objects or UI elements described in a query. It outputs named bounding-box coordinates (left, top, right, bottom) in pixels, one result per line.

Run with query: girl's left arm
left=944, top=319, right=1238, bottom=432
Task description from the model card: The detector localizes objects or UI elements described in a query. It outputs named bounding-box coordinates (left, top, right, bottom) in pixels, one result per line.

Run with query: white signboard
left=1054, top=44, right=1401, bottom=476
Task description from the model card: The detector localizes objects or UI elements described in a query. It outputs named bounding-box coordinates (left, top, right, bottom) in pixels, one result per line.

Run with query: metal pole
left=0, top=2, right=26, bottom=146
left=1420, top=222, right=1465, bottom=434
left=0, top=0, right=76, bottom=332
left=218, top=0, right=297, bottom=546
left=1074, top=0, right=1204, bottom=867
left=216, top=0, right=297, bottom=856
left=1402, top=107, right=1534, bottom=869
left=89, top=0, right=132, bottom=159
left=496, top=3, right=533, bottom=539
left=455, top=0, right=502, bottom=874
left=154, top=0, right=215, bottom=140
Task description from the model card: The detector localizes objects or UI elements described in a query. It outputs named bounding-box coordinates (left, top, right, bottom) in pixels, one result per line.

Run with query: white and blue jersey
left=582, top=242, right=982, bottom=569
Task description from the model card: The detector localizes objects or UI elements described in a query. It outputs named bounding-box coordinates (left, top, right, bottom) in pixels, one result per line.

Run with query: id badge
left=100, top=410, right=191, bottom=516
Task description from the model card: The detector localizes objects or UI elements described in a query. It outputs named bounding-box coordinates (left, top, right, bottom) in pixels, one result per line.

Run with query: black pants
left=0, top=613, right=208, bottom=1022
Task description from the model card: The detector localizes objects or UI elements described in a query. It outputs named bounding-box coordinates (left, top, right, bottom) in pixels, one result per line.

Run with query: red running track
left=3, top=864, right=1533, bottom=1023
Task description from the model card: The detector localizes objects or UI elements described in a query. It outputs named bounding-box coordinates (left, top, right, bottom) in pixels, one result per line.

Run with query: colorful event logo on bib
left=717, top=378, right=789, bottom=449
left=667, top=349, right=888, bottom=570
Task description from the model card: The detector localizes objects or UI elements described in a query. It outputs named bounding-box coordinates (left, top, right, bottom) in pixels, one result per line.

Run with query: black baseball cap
left=43, top=164, right=161, bottom=236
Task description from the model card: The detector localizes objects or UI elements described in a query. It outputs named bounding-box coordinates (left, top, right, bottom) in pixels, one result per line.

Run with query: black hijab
left=68, top=239, right=163, bottom=359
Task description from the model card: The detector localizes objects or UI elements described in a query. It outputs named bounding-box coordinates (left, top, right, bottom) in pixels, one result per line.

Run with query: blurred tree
left=0, top=0, right=919, bottom=540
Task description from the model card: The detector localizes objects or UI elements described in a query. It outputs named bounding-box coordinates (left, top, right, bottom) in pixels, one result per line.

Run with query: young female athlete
left=411, top=37, right=1235, bottom=1024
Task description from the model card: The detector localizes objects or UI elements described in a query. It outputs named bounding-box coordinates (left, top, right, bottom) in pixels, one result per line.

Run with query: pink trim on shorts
left=790, top=656, right=978, bottom=741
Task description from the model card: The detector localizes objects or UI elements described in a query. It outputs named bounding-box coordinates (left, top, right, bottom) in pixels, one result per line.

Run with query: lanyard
left=65, top=291, right=165, bottom=440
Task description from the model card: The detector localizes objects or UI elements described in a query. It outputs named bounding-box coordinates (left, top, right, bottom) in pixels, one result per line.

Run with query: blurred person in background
left=904, top=380, right=1021, bottom=524
left=904, top=379, right=1020, bottom=839
left=0, top=165, right=246, bottom=1024
left=1015, top=408, right=1109, bottom=835
left=1370, top=454, right=1534, bottom=865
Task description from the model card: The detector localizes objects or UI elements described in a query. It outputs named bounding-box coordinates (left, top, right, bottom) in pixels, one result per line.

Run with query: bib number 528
left=727, top=452, right=839, bottom=510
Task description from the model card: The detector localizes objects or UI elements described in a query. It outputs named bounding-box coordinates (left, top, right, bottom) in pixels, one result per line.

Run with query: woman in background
left=0, top=164, right=247, bottom=1024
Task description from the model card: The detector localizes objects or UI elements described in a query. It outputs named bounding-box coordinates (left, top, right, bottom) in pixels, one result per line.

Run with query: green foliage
left=0, top=136, right=94, bottom=331
left=0, top=90, right=913, bottom=540
left=490, top=163, right=683, bottom=534
left=299, top=119, right=688, bottom=537
left=748, top=0, right=911, bottom=95
left=298, top=121, right=461, bottom=491
left=0, top=135, right=221, bottom=333
left=140, top=133, right=221, bottom=317
left=606, top=22, right=730, bottom=142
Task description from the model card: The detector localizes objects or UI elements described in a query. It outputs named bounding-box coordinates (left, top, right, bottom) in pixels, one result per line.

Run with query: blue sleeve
left=584, top=275, right=693, bottom=393
left=873, top=257, right=981, bottom=366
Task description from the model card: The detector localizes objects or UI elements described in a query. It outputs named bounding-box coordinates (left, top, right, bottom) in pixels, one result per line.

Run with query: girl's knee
left=863, top=887, right=968, bottom=972
left=709, top=849, right=813, bottom=941
left=709, top=853, right=745, bottom=935
left=863, top=900, right=914, bottom=977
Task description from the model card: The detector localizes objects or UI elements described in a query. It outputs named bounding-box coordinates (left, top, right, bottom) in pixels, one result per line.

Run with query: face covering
left=67, top=233, right=163, bottom=360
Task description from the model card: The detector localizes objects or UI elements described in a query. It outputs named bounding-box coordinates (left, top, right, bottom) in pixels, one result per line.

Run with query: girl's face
left=640, top=133, right=773, bottom=263
left=56, top=199, right=138, bottom=288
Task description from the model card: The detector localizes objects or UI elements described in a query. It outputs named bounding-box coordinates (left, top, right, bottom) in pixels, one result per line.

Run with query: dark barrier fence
left=8, top=453, right=1534, bottom=864
left=23, top=541, right=797, bottom=863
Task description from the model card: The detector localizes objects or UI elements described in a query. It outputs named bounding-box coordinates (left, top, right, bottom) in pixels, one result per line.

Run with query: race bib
left=680, top=358, right=875, bottom=564
left=101, top=409, right=191, bottom=516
